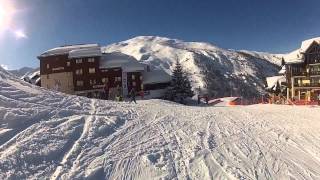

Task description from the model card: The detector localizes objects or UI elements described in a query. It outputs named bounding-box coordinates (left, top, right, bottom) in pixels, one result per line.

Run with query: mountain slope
left=103, top=36, right=282, bottom=97
left=1, top=67, right=320, bottom=179
left=9, top=67, right=36, bottom=78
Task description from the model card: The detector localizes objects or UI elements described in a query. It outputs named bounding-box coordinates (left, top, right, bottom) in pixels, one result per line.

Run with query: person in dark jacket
left=104, top=83, right=109, bottom=100
left=139, top=89, right=145, bottom=100
left=129, top=88, right=137, bottom=104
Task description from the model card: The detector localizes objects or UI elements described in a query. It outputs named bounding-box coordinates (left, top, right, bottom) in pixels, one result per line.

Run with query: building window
left=67, top=61, right=71, bottom=66
left=76, top=69, right=83, bottom=75
left=141, top=84, right=144, bottom=90
left=90, top=79, right=97, bottom=85
left=89, top=68, right=96, bottom=74
left=76, top=59, right=83, bottom=64
left=88, top=58, right=95, bottom=63
left=115, top=77, right=121, bottom=82
left=132, top=75, right=136, bottom=80
left=76, top=81, right=84, bottom=86
left=113, top=68, right=120, bottom=71
left=102, top=77, right=108, bottom=83
left=139, top=76, right=143, bottom=80
left=132, top=82, right=136, bottom=86
left=46, top=64, right=50, bottom=69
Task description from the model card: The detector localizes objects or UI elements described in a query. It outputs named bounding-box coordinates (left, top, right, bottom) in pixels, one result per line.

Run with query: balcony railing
left=310, top=71, right=320, bottom=76
left=293, top=71, right=320, bottom=76
left=294, top=83, right=320, bottom=87
left=292, top=71, right=307, bottom=76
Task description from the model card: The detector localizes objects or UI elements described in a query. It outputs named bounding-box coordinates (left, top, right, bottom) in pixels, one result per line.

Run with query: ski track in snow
left=1, top=69, right=320, bottom=179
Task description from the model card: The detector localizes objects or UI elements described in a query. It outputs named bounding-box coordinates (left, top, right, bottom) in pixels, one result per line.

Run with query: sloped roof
left=69, top=46, right=102, bottom=58
left=266, top=75, right=286, bottom=90
left=284, top=49, right=303, bottom=63
left=301, top=37, right=320, bottom=53
left=278, top=65, right=286, bottom=75
left=39, top=44, right=100, bottom=58
left=143, top=70, right=171, bottom=84
left=100, top=52, right=145, bottom=71
left=284, top=37, right=320, bottom=64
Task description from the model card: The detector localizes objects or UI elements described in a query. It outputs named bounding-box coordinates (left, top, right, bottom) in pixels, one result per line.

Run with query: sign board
left=92, top=84, right=105, bottom=89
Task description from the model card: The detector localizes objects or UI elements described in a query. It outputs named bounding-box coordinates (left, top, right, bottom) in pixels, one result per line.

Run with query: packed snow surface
left=1, top=67, right=320, bottom=180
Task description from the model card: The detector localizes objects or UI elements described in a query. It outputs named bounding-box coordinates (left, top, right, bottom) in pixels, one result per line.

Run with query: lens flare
left=0, top=0, right=15, bottom=31
left=15, top=30, right=27, bottom=38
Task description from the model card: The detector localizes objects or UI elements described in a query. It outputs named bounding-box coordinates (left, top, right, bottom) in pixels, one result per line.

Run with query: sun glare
left=0, top=0, right=15, bottom=31
left=15, top=30, right=27, bottom=38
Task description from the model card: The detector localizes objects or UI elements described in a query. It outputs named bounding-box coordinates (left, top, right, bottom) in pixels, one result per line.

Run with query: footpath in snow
left=0, top=68, right=320, bottom=179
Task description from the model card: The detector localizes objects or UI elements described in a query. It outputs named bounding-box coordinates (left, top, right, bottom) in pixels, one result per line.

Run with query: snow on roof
left=278, top=65, right=286, bottom=75
left=39, top=44, right=100, bottom=58
left=68, top=46, right=102, bottom=58
left=284, top=37, right=320, bottom=64
left=100, top=52, right=145, bottom=71
left=301, top=37, right=320, bottom=53
left=29, top=70, right=40, bottom=79
left=266, top=76, right=286, bottom=90
left=283, top=49, right=303, bottom=64
left=122, top=62, right=146, bottom=72
left=143, top=70, right=171, bottom=84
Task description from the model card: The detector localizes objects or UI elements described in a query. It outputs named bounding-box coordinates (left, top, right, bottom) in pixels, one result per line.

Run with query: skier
left=139, top=89, right=145, bottom=100
left=205, top=96, right=209, bottom=104
left=104, top=83, right=109, bottom=100
left=129, top=88, right=137, bottom=104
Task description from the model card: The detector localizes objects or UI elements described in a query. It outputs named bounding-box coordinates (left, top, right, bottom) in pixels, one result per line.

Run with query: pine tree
left=165, top=60, right=194, bottom=103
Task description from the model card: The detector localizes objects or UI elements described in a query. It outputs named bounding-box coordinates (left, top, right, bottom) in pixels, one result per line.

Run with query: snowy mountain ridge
left=103, top=36, right=282, bottom=97
left=9, top=67, right=36, bottom=78
left=0, top=66, right=320, bottom=179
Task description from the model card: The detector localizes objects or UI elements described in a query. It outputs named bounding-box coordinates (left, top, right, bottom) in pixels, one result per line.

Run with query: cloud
left=0, top=64, right=9, bottom=70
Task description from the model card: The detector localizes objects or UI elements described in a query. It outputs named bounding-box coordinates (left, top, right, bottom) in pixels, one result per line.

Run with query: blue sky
left=1, top=0, right=320, bottom=69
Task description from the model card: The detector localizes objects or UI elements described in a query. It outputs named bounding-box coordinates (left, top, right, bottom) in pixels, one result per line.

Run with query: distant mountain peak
left=9, top=67, right=37, bottom=78
left=103, top=36, right=281, bottom=97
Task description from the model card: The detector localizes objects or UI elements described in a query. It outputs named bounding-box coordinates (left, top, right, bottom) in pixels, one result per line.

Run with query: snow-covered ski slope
left=1, top=67, right=320, bottom=180
left=103, top=36, right=282, bottom=96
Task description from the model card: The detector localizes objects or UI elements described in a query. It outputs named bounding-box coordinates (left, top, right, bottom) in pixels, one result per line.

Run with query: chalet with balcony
left=38, top=44, right=171, bottom=99
left=284, top=38, right=320, bottom=101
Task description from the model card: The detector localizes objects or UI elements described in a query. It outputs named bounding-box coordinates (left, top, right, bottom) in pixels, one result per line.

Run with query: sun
left=0, top=0, right=15, bottom=31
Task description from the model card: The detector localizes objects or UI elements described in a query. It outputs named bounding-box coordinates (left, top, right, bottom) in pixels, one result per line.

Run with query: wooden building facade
left=38, top=44, right=170, bottom=99
left=285, top=39, right=320, bottom=101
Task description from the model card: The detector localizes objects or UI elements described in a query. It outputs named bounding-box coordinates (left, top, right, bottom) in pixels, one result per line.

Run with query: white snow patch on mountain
left=0, top=64, right=9, bottom=70
left=103, top=36, right=282, bottom=97
left=9, top=67, right=37, bottom=78
left=0, top=66, right=320, bottom=179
